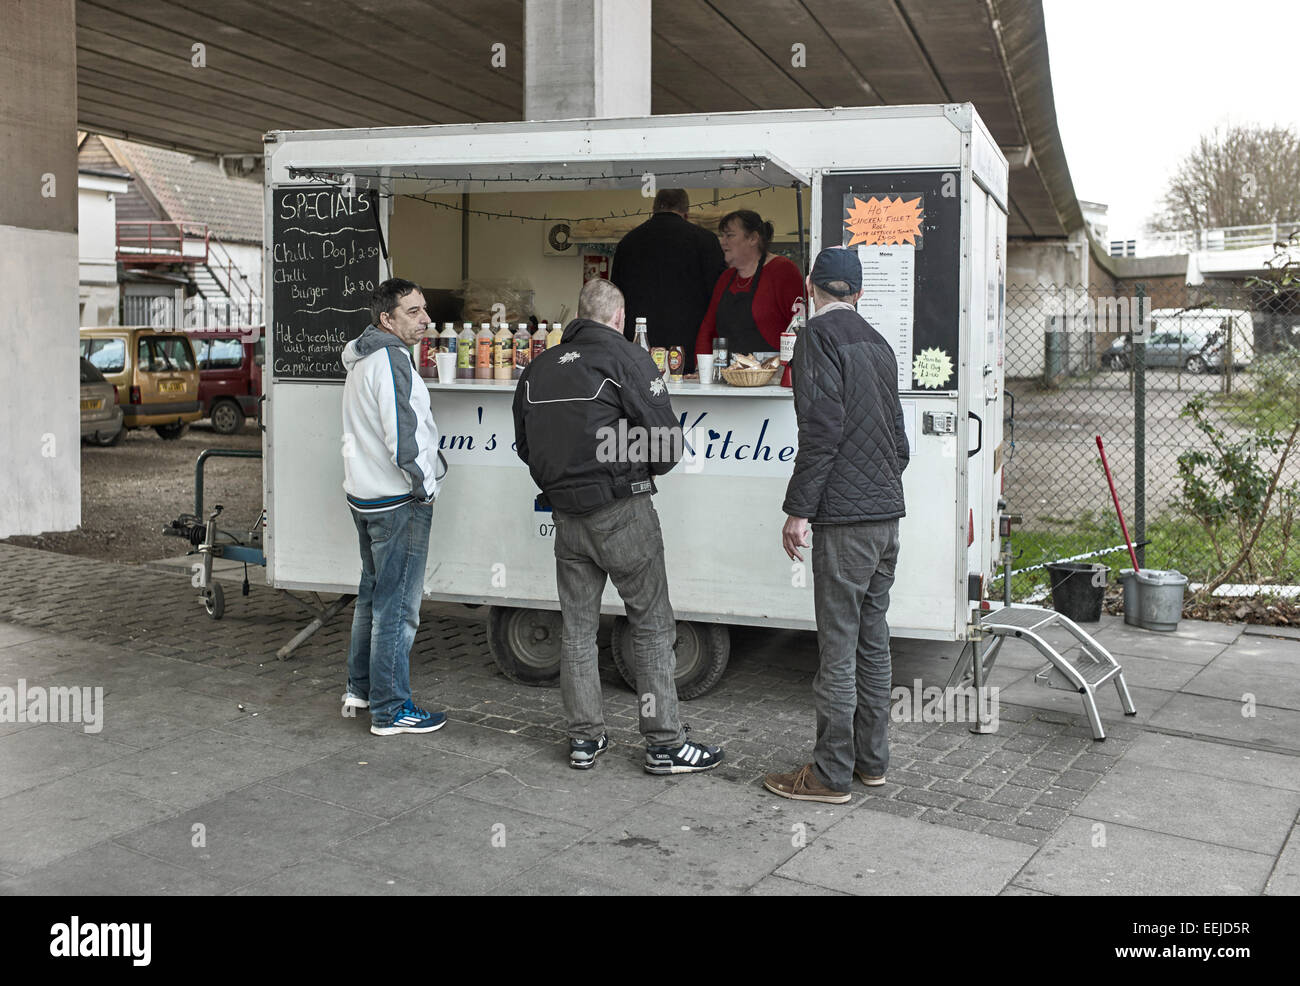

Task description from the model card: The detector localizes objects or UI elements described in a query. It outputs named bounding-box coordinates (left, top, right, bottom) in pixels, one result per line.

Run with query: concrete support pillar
left=524, top=0, right=651, bottom=121
left=0, top=0, right=80, bottom=537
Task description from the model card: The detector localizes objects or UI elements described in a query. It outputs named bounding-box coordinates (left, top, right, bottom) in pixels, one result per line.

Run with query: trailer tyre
left=610, top=618, right=730, bottom=700
left=203, top=583, right=224, bottom=620
left=487, top=606, right=561, bottom=686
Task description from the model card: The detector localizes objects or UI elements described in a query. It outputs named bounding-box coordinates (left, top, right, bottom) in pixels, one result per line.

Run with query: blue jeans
left=346, top=500, right=432, bottom=726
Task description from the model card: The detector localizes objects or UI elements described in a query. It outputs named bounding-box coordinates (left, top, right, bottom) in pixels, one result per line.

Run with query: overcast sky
left=1042, top=0, right=1300, bottom=241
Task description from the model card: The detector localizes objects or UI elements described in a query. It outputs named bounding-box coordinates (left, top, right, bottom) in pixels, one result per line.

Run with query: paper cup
left=435, top=352, right=458, bottom=383
left=695, top=354, right=715, bottom=384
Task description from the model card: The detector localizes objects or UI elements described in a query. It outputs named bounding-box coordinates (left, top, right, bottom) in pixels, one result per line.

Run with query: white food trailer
left=262, top=104, right=1008, bottom=698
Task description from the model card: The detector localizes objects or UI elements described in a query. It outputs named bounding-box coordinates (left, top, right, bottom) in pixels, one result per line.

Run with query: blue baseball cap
left=810, top=247, right=862, bottom=297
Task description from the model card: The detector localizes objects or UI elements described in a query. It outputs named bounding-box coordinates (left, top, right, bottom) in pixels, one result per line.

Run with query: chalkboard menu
left=820, top=170, right=961, bottom=392
left=271, top=185, right=382, bottom=380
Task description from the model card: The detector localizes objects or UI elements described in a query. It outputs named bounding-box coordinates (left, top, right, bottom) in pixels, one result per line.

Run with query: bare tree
left=1147, top=124, right=1300, bottom=234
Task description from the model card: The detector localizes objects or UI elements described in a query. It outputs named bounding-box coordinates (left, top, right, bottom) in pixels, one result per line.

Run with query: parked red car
left=188, top=331, right=264, bottom=434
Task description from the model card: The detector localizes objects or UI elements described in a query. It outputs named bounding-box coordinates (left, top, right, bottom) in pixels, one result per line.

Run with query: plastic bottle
left=513, top=322, right=531, bottom=379
left=546, top=321, right=563, bottom=349
left=418, top=331, right=436, bottom=378
left=530, top=322, right=547, bottom=362
left=456, top=323, right=475, bottom=379
left=493, top=322, right=514, bottom=380
left=475, top=323, right=493, bottom=379
left=780, top=314, right=803, bottom=388
left=633, top=317, right=649, bottom=351
left=439, top=322, right=457, bottom=354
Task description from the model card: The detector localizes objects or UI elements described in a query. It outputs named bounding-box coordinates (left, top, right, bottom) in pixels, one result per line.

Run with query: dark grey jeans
left=552, top=495, right=685, bottom=748
left=810, top=519, right=900, bottom=791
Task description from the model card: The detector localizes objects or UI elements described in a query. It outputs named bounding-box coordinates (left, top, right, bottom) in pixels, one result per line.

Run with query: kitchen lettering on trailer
left=271, top=185, right=383, bottom=380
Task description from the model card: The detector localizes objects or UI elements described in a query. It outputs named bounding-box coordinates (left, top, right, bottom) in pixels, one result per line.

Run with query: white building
left=77, top=163, right=131, bottom=326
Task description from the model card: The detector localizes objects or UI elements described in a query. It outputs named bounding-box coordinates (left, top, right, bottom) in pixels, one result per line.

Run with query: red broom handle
left=1096, top=435, right=1140, bottom=572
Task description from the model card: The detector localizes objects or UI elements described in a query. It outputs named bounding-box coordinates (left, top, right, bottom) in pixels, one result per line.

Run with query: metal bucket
left=1135, top=569, right=1188, bottom=632
left=1119, top=569, right=1140, bottom=626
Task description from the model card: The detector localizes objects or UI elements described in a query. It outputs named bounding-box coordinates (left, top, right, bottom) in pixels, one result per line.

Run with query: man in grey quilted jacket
left=764, top=246, right=909, bottom=804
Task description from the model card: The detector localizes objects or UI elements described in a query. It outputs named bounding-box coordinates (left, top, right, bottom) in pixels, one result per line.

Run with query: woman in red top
left=695, top=210, right=804, bottom=362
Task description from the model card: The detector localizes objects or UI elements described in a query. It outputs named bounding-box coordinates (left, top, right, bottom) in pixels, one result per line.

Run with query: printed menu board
left=820, top=171, right=961, bottom=392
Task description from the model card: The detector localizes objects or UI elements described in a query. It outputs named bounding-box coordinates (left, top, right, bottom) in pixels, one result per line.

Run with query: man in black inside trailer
left=610, top=188, right=726, bottom=373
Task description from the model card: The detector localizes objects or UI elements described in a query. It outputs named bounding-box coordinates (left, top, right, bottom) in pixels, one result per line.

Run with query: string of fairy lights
left=284, top=163, right=807, bottom=227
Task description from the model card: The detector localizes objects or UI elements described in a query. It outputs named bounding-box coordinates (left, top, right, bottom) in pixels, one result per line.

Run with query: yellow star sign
left=912, top=347, right=953, bottom=389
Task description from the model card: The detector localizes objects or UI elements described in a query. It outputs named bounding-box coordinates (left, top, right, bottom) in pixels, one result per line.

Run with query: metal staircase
left=190, top=235, right=262, bottom=330
left=947, top=605, right=1137, bottom=740
left=117, top=221, right=262, bottom=330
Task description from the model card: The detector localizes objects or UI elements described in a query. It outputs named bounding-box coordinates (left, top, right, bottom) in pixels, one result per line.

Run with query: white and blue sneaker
left=644, top=727, right=723, bottom=775
left=370, top=700, right=447, bottom=736
left=569, top=734, right=610, bottom=770
left=341, top=690, right=369, bottom=719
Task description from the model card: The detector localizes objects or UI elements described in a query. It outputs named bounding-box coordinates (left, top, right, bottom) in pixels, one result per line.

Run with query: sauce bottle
left=475, top=323, right=493, bottom=379
left=546, top=321, right=563, bottom=349
left=439, top=322, right=457, bottom=354
left=634, top=317, right=649, bottom=351
left=668, top=346, right=685, bottom=382
left=457, top=323, right=475, bottom=379
left=513, top=322, right=531, bottom=379
left=530, top=322, right=547, bottom=361
left=493, top=322, right=514, bottom=380
left=418, top=331, right=436, bottom=378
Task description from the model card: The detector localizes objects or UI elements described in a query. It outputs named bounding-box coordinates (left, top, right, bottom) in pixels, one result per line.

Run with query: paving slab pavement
left=1, top=542, right=1297, bottom=895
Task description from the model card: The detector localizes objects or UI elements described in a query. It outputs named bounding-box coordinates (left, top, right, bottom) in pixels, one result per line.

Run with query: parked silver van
left=1103, top=308, right=1254, bottom=372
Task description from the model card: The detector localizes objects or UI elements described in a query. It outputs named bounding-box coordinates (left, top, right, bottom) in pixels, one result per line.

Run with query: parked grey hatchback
left=80, top=357, right=124, bottom=445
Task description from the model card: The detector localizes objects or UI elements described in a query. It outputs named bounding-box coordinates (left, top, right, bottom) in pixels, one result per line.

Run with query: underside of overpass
left=2, top=0, right=1083, bottom=537
left=73, top=0, right=1081, bottom=240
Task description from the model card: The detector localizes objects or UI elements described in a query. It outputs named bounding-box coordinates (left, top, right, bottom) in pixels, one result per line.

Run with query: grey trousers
left=810, top=519, right=900, bottom=791
left=552, top=495, right=686, bottom=748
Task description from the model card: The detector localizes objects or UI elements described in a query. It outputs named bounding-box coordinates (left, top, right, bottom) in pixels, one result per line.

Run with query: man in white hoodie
left=340, top=278, right=446, bottom=735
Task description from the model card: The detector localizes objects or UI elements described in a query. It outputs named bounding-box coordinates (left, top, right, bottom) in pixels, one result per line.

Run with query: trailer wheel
left=203, top=583, right=225, bottom=620
left=610, top=618, right=730, bottom=700
left=487, top=606, right=561, bottom=686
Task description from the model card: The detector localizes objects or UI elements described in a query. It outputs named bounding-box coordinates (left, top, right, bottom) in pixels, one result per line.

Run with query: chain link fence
left=1000, top=276, right=1300, bottom=601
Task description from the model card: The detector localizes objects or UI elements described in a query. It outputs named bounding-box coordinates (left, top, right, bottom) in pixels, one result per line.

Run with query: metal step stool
left=946, top=605, right=1137, bottom=740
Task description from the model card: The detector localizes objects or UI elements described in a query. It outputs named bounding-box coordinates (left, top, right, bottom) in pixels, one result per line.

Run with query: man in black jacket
left=610, top=189, right=726, bottom=373
left=764, top=247, right=909, bottom=804
left=513, top=278, right=724, bottom=774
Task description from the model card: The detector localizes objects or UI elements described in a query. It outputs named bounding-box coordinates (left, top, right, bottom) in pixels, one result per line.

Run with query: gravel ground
left=2, top=423, right=263, bottom=564
left=1002, top=368, right=1276, bottom=526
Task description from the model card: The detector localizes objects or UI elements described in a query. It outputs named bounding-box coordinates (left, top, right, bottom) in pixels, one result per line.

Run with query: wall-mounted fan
left=543, top=222, right=573, bottom=256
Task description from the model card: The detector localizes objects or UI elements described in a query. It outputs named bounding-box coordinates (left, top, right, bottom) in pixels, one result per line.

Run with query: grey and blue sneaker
left=370, top=700, right=446, bottom=736
left=569, top=734, right=610, bottom=770
left=644, top=727, right=723, bottom=775
left=341, top=690, right=369, bottom=719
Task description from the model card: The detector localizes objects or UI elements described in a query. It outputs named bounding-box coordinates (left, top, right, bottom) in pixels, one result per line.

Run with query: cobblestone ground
left=0, top=543, right=1136, bottom=849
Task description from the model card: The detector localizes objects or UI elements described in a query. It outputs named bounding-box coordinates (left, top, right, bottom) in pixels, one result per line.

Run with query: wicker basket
left=721, top=365, right=780, bottom=387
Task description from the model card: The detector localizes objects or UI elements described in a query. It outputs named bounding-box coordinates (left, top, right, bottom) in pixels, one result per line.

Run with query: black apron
left=715, top=253, right=770, bottom=355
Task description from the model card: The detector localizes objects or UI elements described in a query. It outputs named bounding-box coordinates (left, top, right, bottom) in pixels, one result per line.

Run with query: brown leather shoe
left=854, top=769, right=886, bottom=787
left=763, top=763, right=851, bottom=803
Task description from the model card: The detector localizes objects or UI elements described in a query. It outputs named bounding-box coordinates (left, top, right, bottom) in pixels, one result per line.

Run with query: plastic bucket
left=1119, top=569, right=1140, bottom=626
left=1046, top=562, right=1108, bottom=622
left=1136, top=569, right=1188, bottom=632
